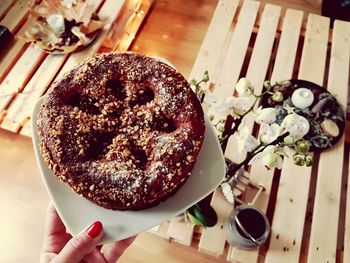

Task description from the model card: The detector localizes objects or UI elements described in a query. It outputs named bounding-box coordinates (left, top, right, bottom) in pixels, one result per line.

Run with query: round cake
left=37, top=52, right=205, bottom=210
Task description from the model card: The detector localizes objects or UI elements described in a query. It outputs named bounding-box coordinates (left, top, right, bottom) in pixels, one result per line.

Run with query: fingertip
left=86, top=221, right=103, bottom=239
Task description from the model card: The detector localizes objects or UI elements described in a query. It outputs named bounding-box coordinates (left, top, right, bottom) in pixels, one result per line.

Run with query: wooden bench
left=149, top=1, right=350, bottom=262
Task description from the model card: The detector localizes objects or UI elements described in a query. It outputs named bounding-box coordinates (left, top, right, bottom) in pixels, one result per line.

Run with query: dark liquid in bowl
left=235, top=208, right=266, bottom=239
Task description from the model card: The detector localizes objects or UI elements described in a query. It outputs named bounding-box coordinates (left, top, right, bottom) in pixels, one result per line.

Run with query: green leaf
left=186, top=211, right=206, bottom=227
left=187, top=203, right=218, bottom=227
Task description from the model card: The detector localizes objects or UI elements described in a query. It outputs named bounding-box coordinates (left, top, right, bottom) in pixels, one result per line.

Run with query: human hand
left=40, top=202, right=135, bottom=263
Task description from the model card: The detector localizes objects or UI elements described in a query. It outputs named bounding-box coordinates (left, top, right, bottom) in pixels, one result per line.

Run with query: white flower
left=231, top=96, right=255, bottom=116
left=255, top=107, right=276, bottom=125
left=212, top=97, right=235, bottom=116
left=203, top=92, right=218, bottom=105
left=280, top=113, right=310, bottom=140
left=249, top=146, right=284, bottom=169
left=236, top=78, right=253, bottom=97
left=204, top=94, right=230, bottom=124
left=260, top=123, right=280, bottom=144
left=207, top=96, right=254, bottom=118
left=235, top=126, right=259, bottom=154
left=206, top=107, right=226, bottom=126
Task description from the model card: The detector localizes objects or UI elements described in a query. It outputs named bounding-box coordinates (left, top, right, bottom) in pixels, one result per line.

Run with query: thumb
left=53, top=221, right=103, bottom=263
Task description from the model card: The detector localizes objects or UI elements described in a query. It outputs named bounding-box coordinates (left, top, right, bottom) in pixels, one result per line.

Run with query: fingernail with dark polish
left=86, top=221, right=103, bottom=238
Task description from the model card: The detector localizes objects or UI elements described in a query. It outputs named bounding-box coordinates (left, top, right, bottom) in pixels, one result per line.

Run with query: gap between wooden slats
left=0, top=0, right=28, bottom=32
left=227, top=8, right=302, bottom=263
left=225, top=3, right=281, bottom=164
left=165, top=0, right=240, bottom=246
left=14, top=0, right=125, bottom=136
left=197, top=0, right=260, bottom=256
left=265, top=14, right=330, bottom=263
left=308, top=19, right=350, bottom=263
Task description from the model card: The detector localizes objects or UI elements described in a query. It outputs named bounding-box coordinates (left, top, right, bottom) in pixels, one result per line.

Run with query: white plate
left=31, top=59, right=225, bottom=243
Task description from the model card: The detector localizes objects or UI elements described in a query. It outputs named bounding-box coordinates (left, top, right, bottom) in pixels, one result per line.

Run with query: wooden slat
left=167, top=219, right=194, bottom=246
left=228, top=8, right=303, bottom=263
left=1, top=55, right=68, bottom=132
left=308, top=19, right=350, bottom=263
left=270, top=9, right=304, bottom=82
left=298, top=14, right=330, bottom=85
left=0, top=0, right=28, bottom=32
left=226, top=5, right=283, bottom=263
left=166, top=0, right=240, bottom=247
left=188, top=0, right=239, bottom=81
left=345, top=146, right=350, bottom=263
left=198, top=189, right=232, bottom=256
left=148, top=222, right=171, bottom=241
left=225, top=3, right=281, bottom=164
left=265, top=14, right=330, bottom=263
left=0, top=47, right=45, bottom=112
left=102, top=0, right=154, bottom=52
left=196, top=1, right=260, bottom=256
left=213, top=0, right=260, bottom=99
left=0, top=0, right=15, bottom=19
left=19, top=118, right=31, bottom=137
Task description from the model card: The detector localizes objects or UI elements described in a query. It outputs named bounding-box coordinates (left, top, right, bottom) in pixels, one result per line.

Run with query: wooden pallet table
left=0, top=0, right=153, bottom=136
left=149, top=1, right=350, bottom=263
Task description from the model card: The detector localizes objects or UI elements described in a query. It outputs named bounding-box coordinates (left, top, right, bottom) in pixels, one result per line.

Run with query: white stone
left=46, top=14, right=65, bottom=34
left=280, top=113, right=310, bottom=140
left=291, top=88, right=314, bottom=109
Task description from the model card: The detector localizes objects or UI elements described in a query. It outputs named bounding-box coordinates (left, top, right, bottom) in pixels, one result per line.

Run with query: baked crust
left=37, top=52, right=205, bottom=210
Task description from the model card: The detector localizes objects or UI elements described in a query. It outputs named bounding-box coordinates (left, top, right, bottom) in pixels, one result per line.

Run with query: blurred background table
left=1, top=0, right=349, bottom=262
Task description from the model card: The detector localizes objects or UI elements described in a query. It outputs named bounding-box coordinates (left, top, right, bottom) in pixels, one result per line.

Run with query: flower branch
left=186, top=73, right=314, bottom=227
left=223, top=131, right=290, bottom=184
